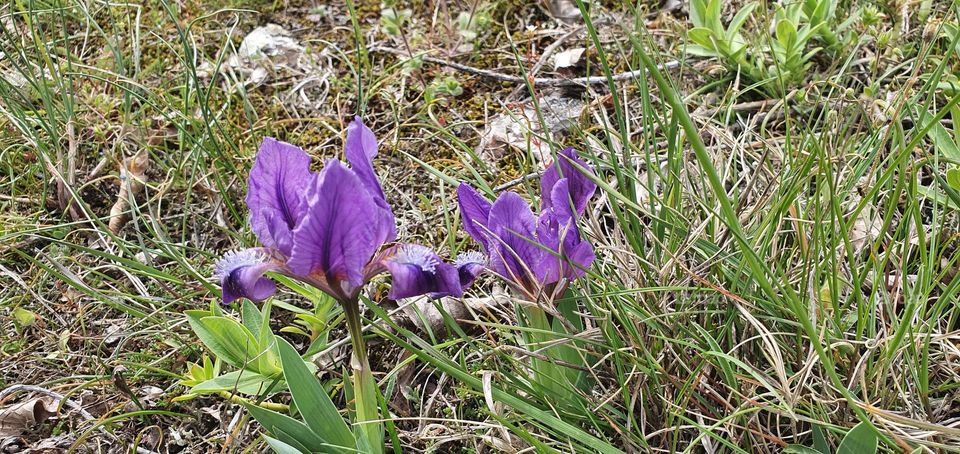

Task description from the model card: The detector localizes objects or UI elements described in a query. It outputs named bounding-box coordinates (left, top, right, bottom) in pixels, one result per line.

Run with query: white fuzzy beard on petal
left=391, top=244, right=439, bottom=273
left=213, top=249, right=266, bottom=281
left=454, top=251, right=486, bottom=267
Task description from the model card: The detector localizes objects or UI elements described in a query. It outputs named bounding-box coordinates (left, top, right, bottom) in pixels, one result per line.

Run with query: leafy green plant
left=769, top=2, right=823, bottom=86
left=425, top=76, right=463, bottom=105
left=274, top=275, right=340, bottom=358
left=685, top=0, right=856, bottom=92
left=802, top=0, right=843, bottom=48
left=785, top=422, right=879, bottom=454
left=12, top=307, right=38, bottom=332
left=519, top=292, right=593, bottom=414
left=947, top=167, right=960, bottom=190
left=176, top=355, right=217, bottom=400
left=455, top=8, right=491, bottom=43
left=400, top=55, right=424, bottom=77
left=186, top=300, right=280, bottom=378
left=184, top=296, right=384, bottom=452
left=180, top=301, right=291, bottom=400
left=686, top=0, right=767, bottom=84
left=180, top=275, right=344, bottom=403
left=687, top=0, right=754, bottom=59
left=380, top=2, right=412, bottom=37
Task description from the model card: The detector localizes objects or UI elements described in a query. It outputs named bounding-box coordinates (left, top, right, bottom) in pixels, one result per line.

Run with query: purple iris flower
left=457, top=147, right=597, bottom=297
left=214, top=117, right=473, bottom=305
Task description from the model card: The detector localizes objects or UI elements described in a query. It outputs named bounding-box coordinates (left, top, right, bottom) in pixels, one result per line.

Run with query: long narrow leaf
left=276, top=337, right=356, bottom=452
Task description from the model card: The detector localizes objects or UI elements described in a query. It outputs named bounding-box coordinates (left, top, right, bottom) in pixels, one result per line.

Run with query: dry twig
left=370, top=46, right=680, bottom=87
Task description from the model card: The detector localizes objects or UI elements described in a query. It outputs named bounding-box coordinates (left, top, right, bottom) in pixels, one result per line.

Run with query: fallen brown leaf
left=108, top=149, right=150, bottom=235
left=398, top=291, right=510, bottom=338
left=0, top=397, right=57, bottom=438
left=477, top=94, right=585, bottom=164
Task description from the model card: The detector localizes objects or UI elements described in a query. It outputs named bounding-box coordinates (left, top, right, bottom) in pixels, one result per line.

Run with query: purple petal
left=562, top=237, right=595, bottom=280
left=547, top=177, right=577, bottom=223
left=383, top=244, right=462, bottom=299
left=288, top=160, right=382, bottom=296
left=541, top=147, right=597, bottom=216
left=537, top=220, right=594, bottom=283
left=457, top=183, right=493, bottom=250
left=246, top=138, right=314, bottom=256
left=214, top=249, right=278, bottom=304
left=345, top=117, right=397, bottom=245
left=454, top=251, right=486, bottom=288
left=487, top=192, right=543, bottom=285
left=344, top=117, right=385, bottom=202
left=537, top=179, right=594, bottom=283
left=536, top=217, right=564, bottom=284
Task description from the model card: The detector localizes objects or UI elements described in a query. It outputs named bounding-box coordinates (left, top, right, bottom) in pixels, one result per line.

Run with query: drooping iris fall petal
left=454, top=251, right=486, bottom=288
left=214, top=249, right=279, bottom=305
left=382, top=244, right=462, bottom=299
left=288, top=159, right=382, bottom=296
left=246, top=138, right=314, bottom=256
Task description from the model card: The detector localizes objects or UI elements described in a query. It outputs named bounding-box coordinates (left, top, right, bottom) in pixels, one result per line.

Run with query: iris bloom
left=213, top=117, right=477, bottom=305
left=457, top=147, right=597, bottom=299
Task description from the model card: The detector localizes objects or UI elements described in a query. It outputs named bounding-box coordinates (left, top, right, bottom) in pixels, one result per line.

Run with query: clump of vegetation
left=2, top=0, right=960, bottom=452
left=686, top=0, right=852, bottom=94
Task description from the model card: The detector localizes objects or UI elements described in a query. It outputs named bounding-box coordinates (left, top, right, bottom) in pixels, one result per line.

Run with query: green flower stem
left=343, top=299, right=384, bottom=454
left=216, top=391, right=289, bottom=412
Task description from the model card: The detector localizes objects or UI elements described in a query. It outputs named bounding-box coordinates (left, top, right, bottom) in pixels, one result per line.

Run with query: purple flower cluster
left=214, top=117, right=481, bottom=305
left=214, top=118, right=595, bottom=306
left=457, top=148, right=597, bottom=298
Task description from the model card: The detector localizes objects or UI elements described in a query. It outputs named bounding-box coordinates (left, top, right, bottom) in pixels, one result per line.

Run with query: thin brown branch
left=370, top=46, right=680, bottom=87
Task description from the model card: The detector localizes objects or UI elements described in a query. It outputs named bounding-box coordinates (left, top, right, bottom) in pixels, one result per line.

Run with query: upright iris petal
left=537, top=179, right=595, bottom=282
left=345, top=117, right=388, bottom=207
left=214, top=249, right=279, bottom=305
left=382, top=244, right=462, bottom=299
left=288, top=159, right=381, bottom=297
left=457, top=183, right=493, bottom=249
left=487, top=192, right=544, bottom=285
left=246, top=138, right=314, bottom=256
left=344, top=117, right=397, bottom=247
left=541, top=147, right=597, bottom=216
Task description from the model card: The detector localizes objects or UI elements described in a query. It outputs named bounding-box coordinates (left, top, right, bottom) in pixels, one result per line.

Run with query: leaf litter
left=477, top=93, right=585, bottom=164
left=197, top=23, right=332, bottom=112
left=0, top=397, right=57, bottom=438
